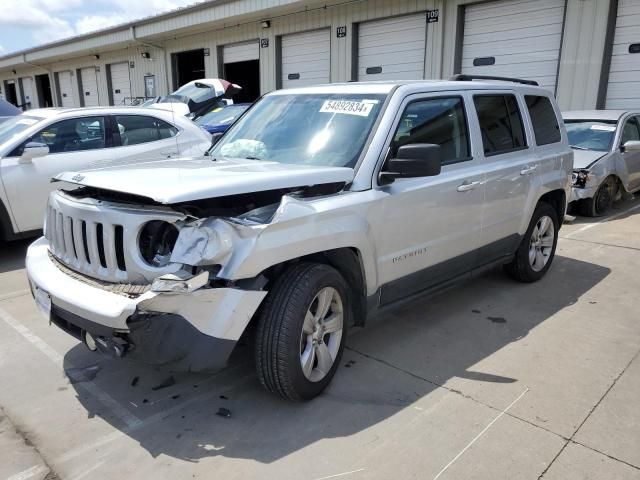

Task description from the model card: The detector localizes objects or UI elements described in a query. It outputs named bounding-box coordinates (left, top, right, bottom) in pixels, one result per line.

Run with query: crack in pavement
left=346, top=345, right=640, bottom=474
left=1, top=406, right=60, bottom=480
left=538, top=347, right=640, bottom=479
left=560, top=236, right=640, bottom=253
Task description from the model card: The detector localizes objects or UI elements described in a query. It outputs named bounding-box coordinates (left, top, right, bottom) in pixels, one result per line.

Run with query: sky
left=0, top=0, right=205, bottom=56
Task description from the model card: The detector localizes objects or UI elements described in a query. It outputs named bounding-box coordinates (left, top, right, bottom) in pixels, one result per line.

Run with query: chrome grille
left=45, top=191, right=185, bottom=284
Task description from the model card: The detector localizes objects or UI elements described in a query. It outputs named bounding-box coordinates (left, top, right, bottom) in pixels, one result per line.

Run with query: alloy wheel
left=528, top=215, right=555, bottom=272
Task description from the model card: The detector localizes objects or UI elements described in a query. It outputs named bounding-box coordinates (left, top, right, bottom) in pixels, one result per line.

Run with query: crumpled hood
left=572, top=149, right=608, bottom=169
left=54, top=157, right=354, bottom=204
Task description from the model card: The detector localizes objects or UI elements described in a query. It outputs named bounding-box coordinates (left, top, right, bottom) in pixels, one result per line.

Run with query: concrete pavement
left=0, top=198, right=639, bottom=479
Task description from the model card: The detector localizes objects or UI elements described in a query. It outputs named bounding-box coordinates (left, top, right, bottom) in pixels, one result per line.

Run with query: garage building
left=0, top=0, right=638, bottom=111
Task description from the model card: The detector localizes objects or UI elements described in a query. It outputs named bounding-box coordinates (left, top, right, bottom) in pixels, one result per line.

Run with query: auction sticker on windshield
left=320, top=100, right=374, bottom=117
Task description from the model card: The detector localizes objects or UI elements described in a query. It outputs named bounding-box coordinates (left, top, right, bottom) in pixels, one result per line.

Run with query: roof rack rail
left=449, top=74, right=539, bottom=86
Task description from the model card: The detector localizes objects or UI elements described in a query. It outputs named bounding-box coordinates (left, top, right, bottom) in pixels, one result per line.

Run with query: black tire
left=505, top=202, right=559, bottom=283
left=255, top=262, right=350, bottom=401
left=581, top=177, right=615, bottom=217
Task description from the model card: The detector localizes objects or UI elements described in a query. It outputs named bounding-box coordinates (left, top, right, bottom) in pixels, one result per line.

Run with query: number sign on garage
left=109, top=62, right=132, bottom=106
left=57, top=71, right=76, bottom=107
left=605, top=0, right=640, bottom=108
left=80, top=67, right=100, bottom=107
left=460, top=0, right=566, bottom=92
left=281, top=29, right=331, bottom=88
left=357, top=13, right=427, bottom=81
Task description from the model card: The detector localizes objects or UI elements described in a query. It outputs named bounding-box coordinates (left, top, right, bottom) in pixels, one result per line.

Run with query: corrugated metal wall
left=0, top=0, right=622, bottom=110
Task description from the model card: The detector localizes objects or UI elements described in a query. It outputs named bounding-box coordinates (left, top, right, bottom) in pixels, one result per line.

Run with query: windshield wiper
left=570, top=145, right=590, bottom=151
left=243, top=156, right=261, bottom=160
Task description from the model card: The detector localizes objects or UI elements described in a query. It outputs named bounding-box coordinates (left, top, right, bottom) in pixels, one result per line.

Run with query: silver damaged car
left=564, top=110, right=640, bottom=216
left=26, top=79, right=573, bottom=401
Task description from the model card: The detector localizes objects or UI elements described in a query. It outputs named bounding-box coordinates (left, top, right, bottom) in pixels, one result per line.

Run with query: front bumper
left=26, top=237, right=267, bottom=371
left=570, top=183, right=599, bottom=202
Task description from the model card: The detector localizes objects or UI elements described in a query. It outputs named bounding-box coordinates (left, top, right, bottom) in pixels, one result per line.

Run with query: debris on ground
left=65, top=364, right=101, bottom=384
left=216, top=407, right=231, bottom=418
left=219, top=395, right=228, bottom=400
left=345, top=360, right=356, bottom=368
left=152, top=375, right=176, bottom=391
left=472, top=309, right=481, bottom=314
left=487, top=316, right=507, bottom=323
left=172, top=394, right=181, bottom=400
left=131, top=376, right=140, bottom=387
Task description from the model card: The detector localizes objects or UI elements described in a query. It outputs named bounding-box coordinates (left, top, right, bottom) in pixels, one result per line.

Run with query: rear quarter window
left=525, top=96, right=561, bottom=145
left=473, top=94, right=527, bottom=156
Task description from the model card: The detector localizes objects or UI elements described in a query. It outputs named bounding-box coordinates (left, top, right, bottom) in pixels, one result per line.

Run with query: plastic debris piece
left=216, top=407, right=231, bottom=418
left=152, top=375, right=176, bottom=391
left=131, top=376, right=140, bottom=387
left=219, top=395, right=228, bottom=400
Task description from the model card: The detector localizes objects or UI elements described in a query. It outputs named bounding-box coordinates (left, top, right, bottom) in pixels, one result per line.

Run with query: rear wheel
left=255, top=263, right=349, bottom=401
left=581, top=177, right=616, bottom=217
left=505, top=202, right=559, bottom=283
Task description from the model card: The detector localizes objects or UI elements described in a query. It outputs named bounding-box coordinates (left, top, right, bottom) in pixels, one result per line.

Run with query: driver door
left=374, top=94, right=485, bottom=305
left=2, top=115, right=113, bottom=232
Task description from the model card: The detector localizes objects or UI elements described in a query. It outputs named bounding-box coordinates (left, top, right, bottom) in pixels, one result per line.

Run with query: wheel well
left=538, top=190, right=566, bottom=225
left=260, top=248, right=368, bottom=327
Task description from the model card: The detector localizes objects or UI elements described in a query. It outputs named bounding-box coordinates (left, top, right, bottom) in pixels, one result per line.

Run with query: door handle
left=457, top=181, right=481, bottom=192
left=520, top=165, right=538, bottom=175
left=161, top=150, right=178, bottom=157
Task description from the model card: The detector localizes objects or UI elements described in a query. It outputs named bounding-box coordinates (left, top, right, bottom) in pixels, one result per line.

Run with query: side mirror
left=622, top=140, right=640, bottom=153
left=380, top=144, right=442, bottom=183
left=210, top=131, right=224, bottom=147
left=19, top=142, right=49, bottom=163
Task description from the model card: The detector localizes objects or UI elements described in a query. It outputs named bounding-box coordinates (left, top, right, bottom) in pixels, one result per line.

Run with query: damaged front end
left=28, top=180, right=346, bottom=372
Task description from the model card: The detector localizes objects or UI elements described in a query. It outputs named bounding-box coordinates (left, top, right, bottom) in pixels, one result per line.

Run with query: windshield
left=210, top=93, right=387, bottom=168
left=0, top=115, right=42, bottom=146
left=173, top=82, right=216, bottom=103
left=195, top=104, right=250, bottom=126
left=565, top=120, right=617, bottom=152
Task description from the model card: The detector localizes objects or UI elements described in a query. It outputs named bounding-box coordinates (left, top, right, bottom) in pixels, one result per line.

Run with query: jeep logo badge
left=71, top=174, right=85, bottom=182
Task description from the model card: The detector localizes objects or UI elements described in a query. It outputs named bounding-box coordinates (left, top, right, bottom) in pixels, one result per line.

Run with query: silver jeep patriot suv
left=26, top=77, right=573, bottom=401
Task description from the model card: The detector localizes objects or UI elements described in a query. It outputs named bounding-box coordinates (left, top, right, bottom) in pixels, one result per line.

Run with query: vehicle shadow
left=0, top=238, right=31, bottom=274
left=63, top=255, right=610, bottom=464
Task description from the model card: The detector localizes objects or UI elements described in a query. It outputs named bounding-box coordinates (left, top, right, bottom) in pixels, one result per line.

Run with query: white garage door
left=57, top=71, right=75, bottom=107
left=80, top=67, right=100, bottom=107
left=110, top=62, right=131, bottom=106
left=20, top=77, right=33, bottom=109
left=461, top=0, right=565, bottom=92
left=606, top=0, right=640, bottom=108
left=281, top=29, right=331, bottom=88
left=223, top=41, right=259, bottom=64
left=358, top=13, right=427, bottom=81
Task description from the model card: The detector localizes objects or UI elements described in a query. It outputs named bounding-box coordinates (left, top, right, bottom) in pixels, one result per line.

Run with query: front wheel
left=505, top=202, right=559, bottom=283
left=581, top=177, right=616, bottom=217
left=255, top=263, right=349, bottom=401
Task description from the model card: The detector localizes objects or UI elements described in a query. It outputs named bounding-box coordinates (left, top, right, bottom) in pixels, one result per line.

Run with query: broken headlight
left=572, top=170, right=590, bottom=188
left=139, top=221, right=179, bottom=268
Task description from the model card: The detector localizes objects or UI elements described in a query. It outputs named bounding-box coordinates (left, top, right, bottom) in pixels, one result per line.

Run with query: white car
left=564, top=110, right=640, bottom=216
left=0, top=107, right=212, bottom=240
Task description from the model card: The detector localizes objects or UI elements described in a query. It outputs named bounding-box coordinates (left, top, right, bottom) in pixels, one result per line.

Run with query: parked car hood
left=54, top=157, right=355, bottom=204
left=572, top=148, right=608, bottom=169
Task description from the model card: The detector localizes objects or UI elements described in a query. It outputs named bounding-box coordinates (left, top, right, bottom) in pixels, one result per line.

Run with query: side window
left=474, top=95, right=527, bottom=156
left=115, top=115, right=178, bottom=146
left=11, top=116, right=106, bottom=156
left=621, top=118, right=640, bottom=145
left=391, top=97, right=471, bottom=165
left=525, top=95, right=561, bottom=146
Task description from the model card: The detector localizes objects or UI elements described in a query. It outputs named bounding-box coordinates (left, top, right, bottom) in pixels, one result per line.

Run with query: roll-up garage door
left=223, top=41, right=259, bottom=64
left=461, top=0, right=565, bottom=92
left=20, top=77, right=33, bottom=109
left=606, top=0, right=640, bottom=108
left=80, top=67, right=100, bottom=107
left=358, top=13, right=427, bottom=81
left=57, top=71, right=75, bottom=107
left=281, top=29, right=331, bottom=88
left=109, top=62, right=131, bottom=106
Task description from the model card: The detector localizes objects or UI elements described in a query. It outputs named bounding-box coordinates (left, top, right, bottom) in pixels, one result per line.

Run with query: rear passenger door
left=473, top=92, right=536, bottom=261
left=375, top=94, right=485, bottom=304
left=111, top=115, right=180, bottom=164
